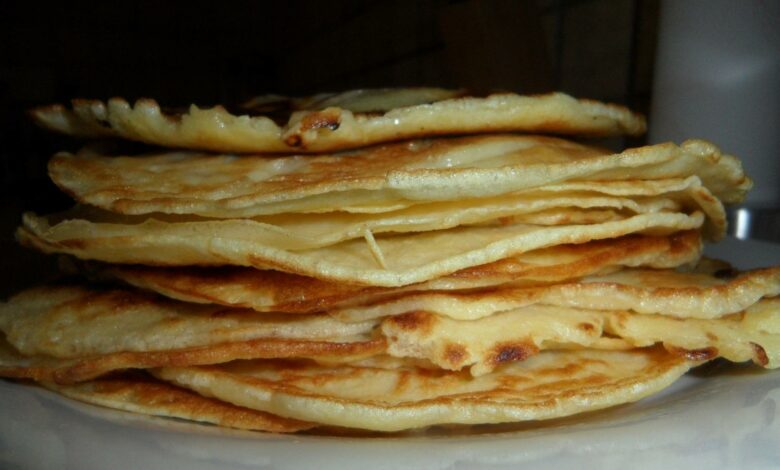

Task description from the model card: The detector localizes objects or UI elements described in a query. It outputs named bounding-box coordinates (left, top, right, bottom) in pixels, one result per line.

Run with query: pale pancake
left=380, top=300, right=780, bottom=375
left=48, top=137, right=749, bottom=218
left=42, top=373, right=315, bottom=432
left=32, top=173, right=725, bottom=252
left=333, top=265, right=780, bottom=322
left=230, top=183, right=723, bottom=246
left=235, top=176, right=725, bottom=241
left=29, top=170, right=725, bottom=260
left=18, top=211, right=706, bottom=286
left=154, top=348, right=694, bottom=432
left=31, top=91, right=645, bottom=153
left=81, top=232, right=702, bottom=314
left=606, top=301, right=779, bottom=368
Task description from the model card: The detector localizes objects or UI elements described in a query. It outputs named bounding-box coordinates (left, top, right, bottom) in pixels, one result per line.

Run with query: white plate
left=2, top=237, right=779, bottom=470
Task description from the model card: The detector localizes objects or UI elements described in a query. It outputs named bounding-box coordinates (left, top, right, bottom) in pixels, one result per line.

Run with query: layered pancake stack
left=1, top=89, right=778, bottom=433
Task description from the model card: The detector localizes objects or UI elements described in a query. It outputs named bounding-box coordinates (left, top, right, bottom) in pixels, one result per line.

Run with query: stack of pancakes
left=1, top=89, right=778, bottom=433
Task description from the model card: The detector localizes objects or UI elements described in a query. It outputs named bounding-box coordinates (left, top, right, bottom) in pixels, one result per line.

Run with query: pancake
left=0, top=285, right=383, bottom=383
left=0, top=332, right=383, bottom=384
left=78, top=232, right=702, bottom=314
left=15, top=87, right=772, bottom=436
left=28, top=173, right=725, bottom=252
left=4, top=274, right=774, bottom=384
left=30, top=91, right=645, bottom=153
left=18, top=211, right=706, bottom=287
left=153, top=348, right=695, bottom=432
left=41, top=372, right=315, bottom=432
left=332, top=265, right=780, bottom=322
left=380, top=301, right=779, bottom=375
left=47, top=136, right=749, bottom=218
left=27, top=168, right=726, bottom=262
left=0, top=285, right=377, bottom=358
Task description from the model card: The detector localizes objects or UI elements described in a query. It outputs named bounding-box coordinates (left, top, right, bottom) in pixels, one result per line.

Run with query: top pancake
left=30, top=89, right=646, bottom=153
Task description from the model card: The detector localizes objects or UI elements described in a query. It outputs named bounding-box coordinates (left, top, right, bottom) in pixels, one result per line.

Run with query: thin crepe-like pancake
left=606, top=301, right=779, bottom=367
left=41, top=372, right=315, bottom=432
left=83, top=232, right=702, bottom=314
left=0, top=285, right=376, bottom=358
left=2, top=290, right=772, bottom=383
left=154, top=348, right=695, bottom=432
left=0, top=333, right=384, bottom=384
left=33, top=172, right=726, bottom=251
left=0, top=286, right=383, bottom=382
left=18, top=211, right=706, bottom=286
left=47, top=137, right=748, bottom=218
left=227, top=182, right=724, bottom=245
left=380, top=300, right=780, bottom=375
left=2, top=279, right=772, bottom=383
left=30, top=91, right=645, bottom=153
left=333, top=266, right=780, bottom=322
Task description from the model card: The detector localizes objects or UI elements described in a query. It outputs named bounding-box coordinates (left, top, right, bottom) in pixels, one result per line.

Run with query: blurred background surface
left=649, top=0, right=780, bottom=244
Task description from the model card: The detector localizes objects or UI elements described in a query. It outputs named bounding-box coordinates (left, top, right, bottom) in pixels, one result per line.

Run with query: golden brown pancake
left=4, top=275, right=776, bottom=383
left=14, top=87, right=771, bottom=436
left=47, top=136, right=748, bottom=217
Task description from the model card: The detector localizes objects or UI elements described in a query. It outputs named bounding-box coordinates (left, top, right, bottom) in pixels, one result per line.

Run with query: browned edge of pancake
left=41, top=371, right=315, bottom=432
left=0, top=336, right=386, bottom=384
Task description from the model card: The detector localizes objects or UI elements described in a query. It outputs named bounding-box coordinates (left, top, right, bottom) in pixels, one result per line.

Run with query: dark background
left=0, top=0, right=659, bottom=293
